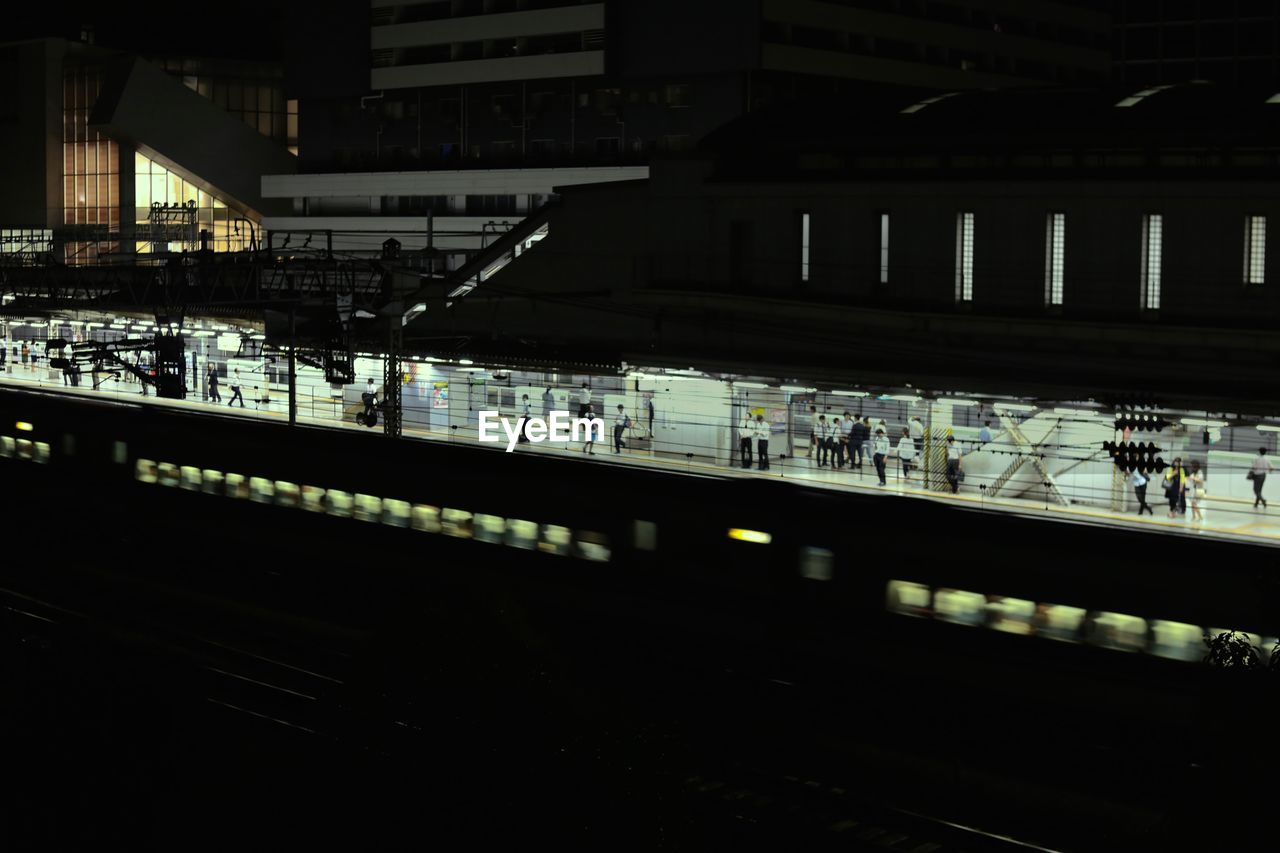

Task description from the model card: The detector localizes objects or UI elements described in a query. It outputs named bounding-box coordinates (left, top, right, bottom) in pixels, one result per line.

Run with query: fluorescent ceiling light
left=1181, top=417, right=1228, bottom=428
left=1256, top=425, right=1280, bottom=432
left=733, top=381, right=769, bottom=389
left=944, top=398, right=979, bottom=406
left=780, top=385, right=816, bottom=393
left=832, top=390, right=868, bottom=397
left=994, top=403, right=1036, bottom=412
left=889, top=394, right=922, bottom=402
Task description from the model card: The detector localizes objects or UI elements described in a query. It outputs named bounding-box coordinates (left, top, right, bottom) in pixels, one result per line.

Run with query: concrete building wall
left=0, top=40, right=64, bottom=228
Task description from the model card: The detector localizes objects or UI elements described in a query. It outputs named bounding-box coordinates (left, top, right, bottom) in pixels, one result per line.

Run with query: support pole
left=384, top=323, right=402, bottom=438
left=288, top=306, right=297, bottom=426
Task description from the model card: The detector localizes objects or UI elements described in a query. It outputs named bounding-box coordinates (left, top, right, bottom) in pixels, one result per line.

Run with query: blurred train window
left=633, top=520, right=658, bottom=552
left=539, top=524, right=572, bottom=556
left=158, top=462, right=179, bottom=487
left=62, top=434, right=75, bottom=456
left=301, top=485, right=326, bottom=513
left=985, top=596, right=1035, bottom=635
left=934, top=588, right=985, bottom=626
left=180, top=466, right=202, bottom=491
left=1033, top=604, right=1086, bottom=643
left=226, top=473, right=249, bottom=500
left=574, top=531, right=611, bottom=562
left=412, top=504, right=442, bottom=533
left=33, top=442, right=50, bottom=464
left=17, top=439, right=34, bottom=461
left=326, top=489, right=353, bottom=518
left=249, top=477, right=275, bottom=504
left=0, top=436, right=14, bottom=458
left=475, top=514, right=505, bottom=544
left=202, top=469, right=224, bottom=495
left=442, top=508, right=474, bottom=539
left=885, top=581, right=931, bottom=616
left=382, top=498, right=411, bottom=528
left=354, top=493, right=382, bottom=522
left=1149, top=620, right=1205, bottom=662
left=275, top=481, right=301, bottom=509
left=506, top=518, right=538, bottom=550
left=799, top=547, right=834, bottom=581
left=1087, top=611, right=1148, bottom=652
left=112, top=440, right=128, bottom=465
left=135, top=458, right=159, bottom=483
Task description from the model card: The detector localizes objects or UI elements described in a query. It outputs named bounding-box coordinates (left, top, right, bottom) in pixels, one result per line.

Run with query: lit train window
left=180, top=466, right=202, bottom=491
left=112, top=441, right=127, bottom=465
left=985, top=596, right=1035, bottom=636
left=62, top=434, right=75, bottom=456
left=301, top=485, right=326, bottom=513
left=158, top=462, right=179, bottom=487
left=275, top=481, right=301, bottom=509
left=1087, top=611, right=1148, bottom=653
left=33, top=442, right=50, bottom=464
left=17, top=439, right=33, bottom=461
left=505, top=518, right=538, bottom=550
left=1149, top=620, right=1206, bottom=662
left=799, top=547, right=834, bottom=582
left=933, top=588, right=985, bottom=627
left=326, top=489, right=353, bottom=518
left=475, top=514, right=505, bottom=544
left=0, top=436, right=13, bottom=458
left=202, top=470, right=224, bottom=495
left=539, top=524, right=572, bottom=556
left=382, top=498, right=411, bottom=528
left=134, top=458, right=157, bottom=483
left=354, top=493, right=382, bottom=522
left=249, top=477, right=275, bottom=504
left=1033, top=604, right=1086, bottom=643
left=633, top=520, right=658, bottom=552
left=411, top=504, right=441, bottom=533
left=574, top=531, right=611, bottom=562
left=226, top=473, right=249, bottom=500
left=885, top=581, right=931, bottom=616
left=442, top=508, right=474, bottom=539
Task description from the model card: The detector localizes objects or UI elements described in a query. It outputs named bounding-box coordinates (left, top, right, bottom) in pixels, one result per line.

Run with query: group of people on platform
left=1128, top=447, right=1274, bottom=520
left=801, top=412, right=936, bottom=488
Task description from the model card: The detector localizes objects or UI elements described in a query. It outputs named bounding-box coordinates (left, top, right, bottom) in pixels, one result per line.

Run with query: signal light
left=1113, top=411, right=1167, bottom=432
left=1104, top=439, right=1165, bottom=473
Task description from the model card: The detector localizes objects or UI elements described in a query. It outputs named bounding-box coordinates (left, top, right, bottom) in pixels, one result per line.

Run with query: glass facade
left=134, top=152, right=254, bottom=254
left=62, top=67, right=120, bottom=263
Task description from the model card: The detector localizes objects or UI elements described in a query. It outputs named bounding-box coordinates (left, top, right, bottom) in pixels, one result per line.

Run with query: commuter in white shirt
left=945, top=436, right=962, bottom=493
left=577, top=383, right=592, bottom=418
left=896, top=427, right=917, bottom=479
left=738, top=412, right=755, bottom=469
left=816, top=415, right=832, bottom=467
left=753, top=414, right=771, bottom=470
left=837, top=412, right=854, bottom=469
left=613, top=404, right=629, bottom=454
left=909, top=416, right=924, bottom=444
left=1251, top=447, right=1274, bottom=508
left=872, top=428, right=891, bottom=485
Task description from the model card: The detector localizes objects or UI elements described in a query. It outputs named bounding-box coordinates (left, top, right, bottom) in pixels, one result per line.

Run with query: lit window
left=382, top=498, right=411, bottom=528
left=226, top=473, right=249, bottom=500
left=955, top=212, right=974, bottom=302
left=799, top=212, right=810, bottom=282
left=180, top=465, right=202, bottom=491
left=539, top=524, right=572, bottom=556
left=1141, top=214, right=1163, bottom=310
left=442, top=508, right=474, bottom=539
left=1087, top=611, right=1148, bottom=652
left=1044, top=212, right=1065, bottom=306
left=0, top=436, right=14, bottom=459
left=326, top=489, right=353, bottom=518
left=1149, top=619, right=1206, bottom=662
left=1033, top=603, right=1086, bottom=642
left=33, top=441, right=50, bottom=464
left=799, top=546, right=833, bottom=581
left=933, top=588, right=985, bottom=626
left=878, top=212, right=890, bottom=285
left=574, top=530, right=611, bottom=562
left=1245, top=214, right=1266, bottom=285
left=249, top=476, right=275, bottom=504
left=505, top=518, right=538, bottom=550
left=112, top=440, right=128, bottom=465
left=411, top=504, right=441, bottom=533
left=632, top=520, right=658, bottom=552
left=275, top=481, right=301, bottom=508
left=202, top=469, right=224, bottom=495
left=985, top=596, right=1035, bottom=635
left=158, top=462, right=179, bottom=487
left=301, top=485, right=326, bottom=513
left=475, top=513, right=505, bottom=544
left=354, top=493, right=382, bottom=522
left=728, top=528, right=771, bottom=545
left=885, top=580, right=931, bottom=616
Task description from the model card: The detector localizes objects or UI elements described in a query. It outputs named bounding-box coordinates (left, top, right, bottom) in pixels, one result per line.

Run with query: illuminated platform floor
left=5, top=367, right=1279, bottom=548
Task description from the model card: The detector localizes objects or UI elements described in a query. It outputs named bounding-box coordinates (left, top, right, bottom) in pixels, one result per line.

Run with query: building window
left=1245, top=214, right=1266, bottom=285
left=799, top=212, right=811, bottom=282
left=955, top=212, right=974, bottom=302
left=878, top=212, right=890, bottom=285
left=663, top=83, right=690, bottom=107
left=1045, top=212, right=1066, bottom=306
left=1141, top=214, right=1163, bottom=310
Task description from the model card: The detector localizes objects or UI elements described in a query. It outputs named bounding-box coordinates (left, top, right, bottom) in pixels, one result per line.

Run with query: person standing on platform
left=850, top=416, right=868, bottom=471
left=613, top=404, right=629, bottom=453
left=754, top=413, right=771, bottom=470
left=581, top=403, right=597, bottom=455
left=897, top=427, right=916, bottom=480
left=738, top=410, right=754, bottom=469
left=909, top=416, right=924, bottom=447
left=830, top=414, right=845, bottom=468
left=208, top=363, right=222, bottom=403
left=518, top=394, right=532, bottom=443
left=646, top=396, right=655, bottom=439
left=873, top=428, right=890, bottom=485
left=946, top=435, right=962, bottom=493
left=542, top=386, right=555, bottom=419
left=1250, top=447, right=1273, bottom=508
left=838, top=412, right=854, bottom=469
left=1164, top=458, right=1186, bottom=517
left=228, top=369, right=245, bottom=407
left=1187, top=460, right=1206, bottom=522
left=816, top=415, right=831, bottom=467
left=20, top=341, right=28, bottom=370
left=577, top=383, right=591, bottom=418
left=979, top=420, right=993, bottom=443
left=1130, top=468, right=1153, bottom=515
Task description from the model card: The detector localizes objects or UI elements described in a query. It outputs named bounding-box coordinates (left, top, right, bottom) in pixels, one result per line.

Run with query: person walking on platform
left=979, top=420, right=993, bottom=443
left=20, top=341, right=28, bottom=370
left=1130, top=468, right=1153, bottom=515
left=850, top=416, right=868, bottom=471
left=542, top=386, right=555, bottom=419
left=228, top=369, right=246, bottom=408
left=646, top=396, right=655, bottom=439
left=1187, top=460, right=1206, bottom=522
left=945, top=435, right=962, bottom=493
left=1250, top=447, right=1273, bottom=508
left=862, top=417, right=875, bottom=467
left=577, top=383, right=591, bottom=418
left=518, top=394, right=532, bottom=443
left=909, top=416, right=924, bottom=446
left=816, top=415, right=831, bottom=467
left=754, top=413, right=771, bottom=470
left=838, top=412, right=854, bottom=468
left=207, top=363, right=222, bottom=403
left=738, top=410, right=754, bottom=469
left=897, top=427, right=917, bottom=480
left=873, top=428, right=890, bottom=486
left=581, top=403, right=597, bottom=455
left=1164, top=458, right=1186, bottom=517
left=613, top=404, right=629, bottom=453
